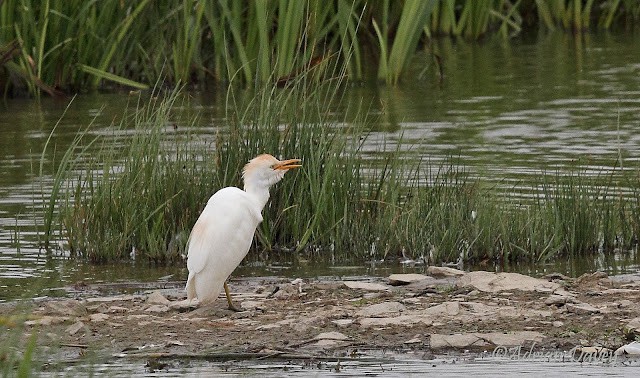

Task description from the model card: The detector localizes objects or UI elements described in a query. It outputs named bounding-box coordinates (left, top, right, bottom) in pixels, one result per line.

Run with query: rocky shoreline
left=2, top=267, right=640, bottom=371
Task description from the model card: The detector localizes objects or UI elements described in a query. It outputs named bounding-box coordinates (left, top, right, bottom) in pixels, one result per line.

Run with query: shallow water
left=2, top=31, right=640, bottom=304
left=43, top=351, right=640, bottom=377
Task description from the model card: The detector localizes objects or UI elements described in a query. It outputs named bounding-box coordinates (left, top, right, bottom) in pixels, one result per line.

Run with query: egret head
left=242, top=154, right=301, bottom=190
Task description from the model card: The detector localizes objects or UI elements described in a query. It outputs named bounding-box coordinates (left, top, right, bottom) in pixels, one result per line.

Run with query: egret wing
left=186, top=187, right=262, bottom=277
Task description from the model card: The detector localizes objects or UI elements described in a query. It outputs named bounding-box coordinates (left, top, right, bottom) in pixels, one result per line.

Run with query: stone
left=565, top=303, right=600, bottom=315
left=89, top=313, right=110, bottom=322
left=427, top=266, right=466, bottom=278
left=482, top=331, right=545, bottom=346
left=618, top=300, right=634, bottom=308
left=44, top=300, right=87, bottom=317
left=358, top=301, right=470, bottom=328
left=169, top=299, right=199, bottom=310
left=145, top=305, right=170, bottom=313
left=272, top=285, right=302, bottom=299
left=313, top=339, right=344, bottom=347
left=255, top=323, right=282, bottom=331
left=388, top=274, right=429, bottom=285
left=430, top=333, right=486, bottom=349
left=623, top=317, right=640, bottom=339
left=240, top=300, right=264, bottom=311
left=553, top=321, right=564, bottom=328
left=343, top=281, right=390, bottom=291
left=315, top=331, right=349, bottom=341
left=423, top=302, right=461, bottom=317
left=576, top=272, right=613, bottom=289
left=356, top=302, right=405, bottom=317
left=456, top=271, right=560, bottom=293
left=430, top=331, right=544, bottom=349
left=545, top=294, right=577, bottom=306
left=404, top=335, right=422, bottom=344
left=146, top=291, right=170, bottom=305
left=615, top=341, right=640, bottom=356
left=108, top=306, right=129, bottom=313
left=362, top=292, right=384, bottom=300
left=602, top=289, right=637, bottom=295
left=86, top=295, right=136, bottom=303
left=543, top=273, right=571, bottom=281
left=25, top=316, right=68, bottom=326
left=332, top=319, right=354, bottom=327
left=360, top=314, right=433, bottom=328
left=576, top=271, right=608, bottom=284
left=65, top=321, right=86, bottom=336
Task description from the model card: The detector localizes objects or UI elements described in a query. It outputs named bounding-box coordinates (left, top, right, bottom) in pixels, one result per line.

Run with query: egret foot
left=224, top=282, right=242, bottom=312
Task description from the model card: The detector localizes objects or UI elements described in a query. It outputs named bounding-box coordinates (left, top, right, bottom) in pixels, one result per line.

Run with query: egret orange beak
left=274, top=158, right=302, bottom=171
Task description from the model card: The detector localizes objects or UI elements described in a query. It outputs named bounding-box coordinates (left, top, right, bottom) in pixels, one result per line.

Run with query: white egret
left=185, top=154, right=301, bottom=310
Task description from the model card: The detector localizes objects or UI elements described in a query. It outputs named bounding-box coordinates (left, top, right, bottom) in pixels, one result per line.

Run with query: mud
left=2, top=269, right=640, bottom=373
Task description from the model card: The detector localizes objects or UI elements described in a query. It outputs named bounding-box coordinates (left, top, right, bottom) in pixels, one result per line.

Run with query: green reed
left=2, top=0, right=639, bottom=96
left=42, top=59, right=640, bottom=266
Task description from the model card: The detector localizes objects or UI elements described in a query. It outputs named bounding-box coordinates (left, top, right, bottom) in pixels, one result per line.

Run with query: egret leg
left=223, top=282, right=242, bottom=312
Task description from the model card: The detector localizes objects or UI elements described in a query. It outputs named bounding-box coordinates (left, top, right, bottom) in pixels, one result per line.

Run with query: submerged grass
left=42, top=59, right=640, bottom=267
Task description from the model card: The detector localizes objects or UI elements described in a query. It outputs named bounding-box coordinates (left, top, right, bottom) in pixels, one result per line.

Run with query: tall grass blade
left=78, top=64, right=149, bottom=90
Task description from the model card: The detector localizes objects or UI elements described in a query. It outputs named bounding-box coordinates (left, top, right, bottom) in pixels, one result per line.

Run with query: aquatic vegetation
left=0, top=311, right=38, bottom=377
left=41, top=58, right=640, bottom=266
left=1, top=0, right=640, bottom=95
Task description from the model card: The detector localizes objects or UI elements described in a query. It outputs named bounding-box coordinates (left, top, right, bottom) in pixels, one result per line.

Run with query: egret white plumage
left=185, top=154, right=301, bottom=310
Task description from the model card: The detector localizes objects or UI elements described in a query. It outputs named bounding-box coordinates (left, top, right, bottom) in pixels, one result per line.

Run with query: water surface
left=2, top=32, right=640, bottom=303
